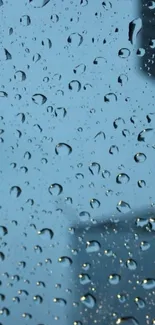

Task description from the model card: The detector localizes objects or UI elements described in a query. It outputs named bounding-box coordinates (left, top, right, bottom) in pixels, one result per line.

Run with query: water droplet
left=33, top=53, right=41, bottom=62
left=32, top=94, right=47, bottom=105
left=90, top=198, right=100, bottom=209
left=94, top=131, right=106, bottom=141
left=14, top=70, right=26, bottom=81
left=33, top=295, right=43, bottom=304
left=0, top=307, right=10, bottom=316
left=137, top=180, right=146, bottom=188
left=86, top=240, right=100, bottom=253
left=29, top=0, right=50, bottom=8
left=89, top=162, right=100, bottom=175
left=48, top=183, right=63, bottom=195
left=104, top=92, right=117, bottom=102
left=55, top=143, right=72, bottom=155
left=113, top=117, right=125, bottom=128
left=140, top=241, right=150, bottom=251
left=128, top=18, right=142, bottom=45
left=0, top=252, right=5, bottom=261
left=148, top=1, right=155, bottom=9
left=79, top=211, right=90, bottom=222
left=10, top=186, right=22, bottom=198
left=41, top=38, right=52, bottom=48
left=80, top=294, right=96, bottom=308
left=126, top=259, right=137, bottom=270
left=68, top=80, right=81, bottom=92
left=109, top=274, right=120, bottom=285
left=53, top=298, right=66, bottom=306
left=67, top=33, right=83, bottom=46
left=55, top=107, right=67, bottom=118
left=134, top=153, right=146, bottom=163
left=118, top=75, right=128, bottom=86
left=0, top=226, right=8, bottom=237
left=0, top=91, right=8, bottom=98
left=80, top=0, right=88, bottom=6
left=20, top=15, right=31, bottom=26
left=142, top=278, right=155, bottom=290
left=109, top=145, right=119, bottom=154
left=50, top=14, right=59, bottom=22
left=116, top=317, right=139, bottom=325
left=73, top=63, right=86, bottom=74
left=116, top=173, right=130, bottom=184
left=117, top=294, right=127, bottom=303
left=134, top=297, right=145, bottom=309
left=102, top=1, right=112, bottom=10
left=136, top=48, right=145, bottom=57
left=79, top=273, right=91, bottom=285
left=102, top=169, right=111, bottom=178
left=137, top=128, right=154, bottom=142
left=38, top=228, right=53, bottom=240
left=117, top=201, right=131, bottom=213
left=118, top=48, right=130, bottom=58
left=58, top=256, right=72, bottom=267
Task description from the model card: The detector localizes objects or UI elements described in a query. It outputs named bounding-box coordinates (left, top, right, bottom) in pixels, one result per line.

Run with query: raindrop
left=134, top=153, right=146, bottom=163
left=79, top=211, right=90, bottom=222
left=33, top=295, right=43, bottom=304
left=109, top=274, right=120, bottom=285
left=89, top=162, right=100, bottom=175
left=102, top=1, right=112, bottom=10
left=67, top=33, right=83, bottom=46
left=0, top=252, right=5, bottom=261
left=68, top=80, right=81, bottom=92
left=73, top=63, right=86, bottom=74
left=102, top=170, right=111, bottom=178
left=0, top=307, right=10, bottom=316
left=90, top=198, right=100, bottom=209
left=20, top=15, right=31, bottom=26
left=53, top=298, right=66, bottom=306
left=117, top=294, right=127, bottom=303
left=0, top=294, right=5, bottom=301
left=137, top=128, right=154, bottom=142
left=142, top=278, right=155, bottom=290
left=80, top=0, right=88, bottom=6
left=109, top=145, right=119, bottom=154
left=113, top=117, right=125, bottom=128
left=33, top=53, right=41, bottom=62
left=136, top=48, right=145, bottom=57
left=29, top=0, right=50, bottom=8
left=0, top=226, right=8, bottom=237
left=118, top=74, right=128, bottom=86
left=137, top=180, right=146, bottom=188
left=41, top=38, right=52, bottom=48
left=55, top=107, right=67, bottom=118
left=32, top=94, right=47, bottom=105
left=104, top=92, right=117, bottom=102
left=128, top=18, right=142, bottom=45
left=116, top=317, right=139, bottom=325
left=148, top=1, right=155, bottom=9
left=134, top=297, right=145, bottom=309
left=38, top=228, right=53, bottom=240
left=116, top=173, right=130, bottom=184
left=79, top=274, right=91, bottom=285
left=118, top=48, right=131, bottom=58
left=140, top=241, right=150, bottom=251
left=94, top=131, right=106, bottom=141
left=50, top=14, right=59, bottom=22
left=86, top=240, right=100, bottom=253
left=48, top=183, right=63, bottom=195
left=58, top=256, right=72, bottom=267
left=80, top=294, right=96, bottom=308
left=4, top=49, right=12, bottom=60
left=55, top=143, right=72, bottom=155
left=0, top=91, right=8, bottom=98
left=10, top=186, right=22, bottom=198
left=126, top=259, right=137, bottom=270
left=14, top=70, right=26, bottom=81
left=117, top=201, right=131, bottom=213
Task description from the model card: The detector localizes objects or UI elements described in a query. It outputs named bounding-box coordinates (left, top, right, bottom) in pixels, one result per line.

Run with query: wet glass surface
left=0, top=0, right=155, bottom=324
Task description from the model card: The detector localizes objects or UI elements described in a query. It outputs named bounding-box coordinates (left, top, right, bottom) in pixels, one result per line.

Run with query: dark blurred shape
left=69, top=207, right=155, bottom=324
left=139, top=0, right=155, bottom=78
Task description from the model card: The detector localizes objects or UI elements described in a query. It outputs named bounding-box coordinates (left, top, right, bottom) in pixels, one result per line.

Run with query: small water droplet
left=67, top=33, right=83, bottom=46
left=128, top=18, right=142, bottom=45
left=126, top=259, right=137, bottom=270
left=134, top=153, right=146, bottom=163
left=116, top=317, right=139, bottom=325
left=29, top=0, right=50, bottom=8
left=116, top=173, right=130, bottom=184
left=79, top=211, right=90, bottom=222
left=140, top=241, right=150, bottom=251
left=142, top=278, right=155, bottom=289
left=53, top=298, right=66, bottom=306
left=58, top=256, right=72, bottom=267
left=89, top=162, right=100, bottom=175
left=137, top=128, right=154, bottom=142
left=48, top=183, right=63, bottom=195
left=118, top=48, right=130, bottom=58
left=0, top=226, right=8, bottom=237
left=32, top=94, right=47, bottom=105
left=109, top=274, right=120, bottom=285
left=134, top=297, right=145, bottom=309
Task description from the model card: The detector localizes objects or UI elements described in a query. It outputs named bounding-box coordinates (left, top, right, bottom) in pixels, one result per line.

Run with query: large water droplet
left=134, top=153, right=146, bottom=163
left=48, top=183, right=63, bottom=195
left=32, top=94, right=47, bottom=105
left=118, top=48, right=130, bottom=58
left=134, top=297, right=145, bottom=309
left=58, top=256, right=72, bottom=267
left=142, top=278, right=155, bottom=290
left=14, top=70, right=26, bottom=81
left=116, top=173, right=130, bottom=184
left=109, top=274, right=120, bottom=285
left=137, top=128, right=154, bottom=142
left=128, top=18, right=142, bottom=45
left=55, top=143, right=72, bottom=155
left=89, top=162, right=100, bottom=175
left=126, top=259, right=137, bottom=270
left=90, top=198, right=100, bottom=209
left=79, top=274, right=91, bottom=285
left=38, top=228, right=53, bottom=240
left=79, top=211, right=90, bottom=222
left=80, top=294, right=96, bottom=308
left=10, top=186, right=22, bottom=198
left=116, top=317, right=139, bottom=325
left=86, top=240, right=100, bottom=253
left=53, top=298, right=67, bottom=306
left=29, top=0, right=50, bottom=8
left=117, top=201, right=131, bottom=213
left=67, top=33, right=83, bottom=46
